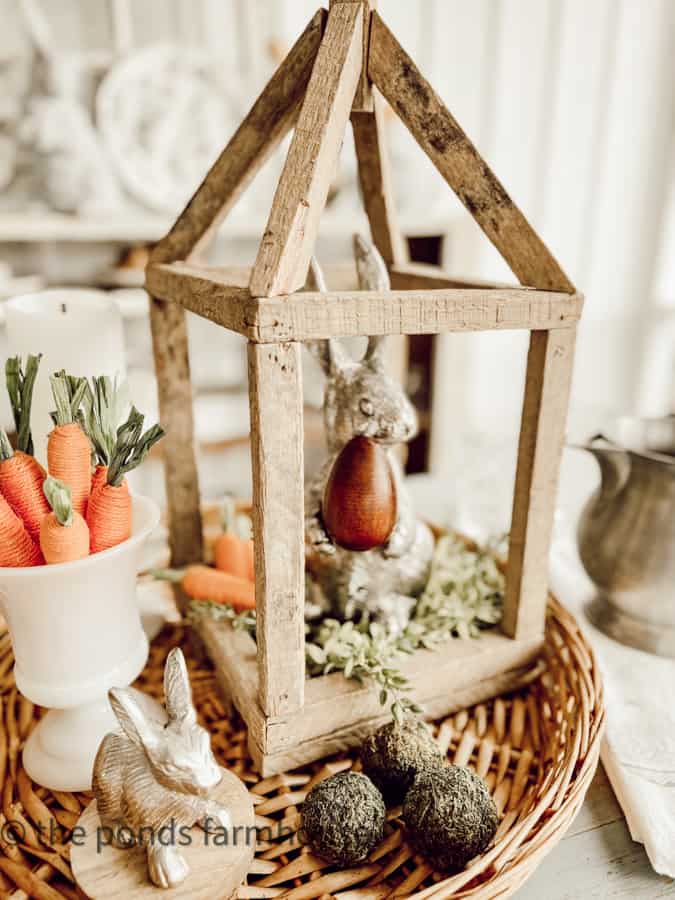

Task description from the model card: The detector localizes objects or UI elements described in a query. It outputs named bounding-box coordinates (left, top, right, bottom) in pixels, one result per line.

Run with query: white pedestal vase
left=0, top=494, right=159, bottom=791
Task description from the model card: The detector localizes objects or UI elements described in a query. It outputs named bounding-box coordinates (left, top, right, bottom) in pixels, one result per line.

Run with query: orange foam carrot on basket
left=156, top=565, right=256, bottom=611
left=214, top=495, right=255, bottom=581
left=86, top=406, right=164, bottom=553
left=47, top=371, right=92, bottom=517
left=0, top=355, right=50, bottom=542
left=0, top=492, right=44, bottom=567
left=40, top=476, right=90, bottom=564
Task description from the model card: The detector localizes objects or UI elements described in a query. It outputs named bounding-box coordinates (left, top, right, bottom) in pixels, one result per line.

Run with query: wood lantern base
left=71, top=767, right=254, bottom=899
left=199, top=618, right=543, bottom=776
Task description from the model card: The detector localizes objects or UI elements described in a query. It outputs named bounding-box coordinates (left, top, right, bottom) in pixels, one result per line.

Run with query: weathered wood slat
left=151, top=9, right=327, bottom=265
left=331, top=0, right=377, bottom=112
left=368, top=12, right=575, bottom=294
left=249, top=3, right=363, bottom=297
left=146, top=262, right=251, bottom=332
left=148, top=299, right=203, bottom=569
left=248, top=343, right=306, bottom=717
left=504, top=327, right=577, bottom=638
left=351, top=91, right=406, bottom=266
left=389, top=262, right=526, bottom=292
left=146, top=262, right=583, bottom=341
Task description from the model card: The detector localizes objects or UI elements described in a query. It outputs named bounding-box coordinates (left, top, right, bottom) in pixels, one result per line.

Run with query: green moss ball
left=403, top=766, right=498, bottom=871
left=360, top=720, right=444, bottom=805
left=301, top=772, right=386, bottom=866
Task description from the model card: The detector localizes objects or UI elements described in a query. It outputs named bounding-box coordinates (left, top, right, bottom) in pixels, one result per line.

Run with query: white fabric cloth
left=550, top=542, right=675, bottom=877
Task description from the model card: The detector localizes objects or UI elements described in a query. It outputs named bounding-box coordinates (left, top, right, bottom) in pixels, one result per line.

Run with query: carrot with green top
left=213, top=495, right=255, bottom=581
left=83, top=375, right=126, bottom=494
left=0, top=355, right=50, bottom=542
left=40, top=476, right=89, bottom=564
left=48, top=371, right=92, bottom=517
left=86, top=406, right=164, bottom=553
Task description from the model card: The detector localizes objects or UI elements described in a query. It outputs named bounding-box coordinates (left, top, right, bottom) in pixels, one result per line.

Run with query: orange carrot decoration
left=0, top=492, right=44, bottom=567
left=156, top=564, right=256, bottom=611
left=213, top=495, right=255, bottom=581
left=40, top=476, right=89, bottom=564
left=86, top=406, right=164, bottom=553
left=47, top=371, right=92, bottom=517
left=0, top=355, right=50, bottom=542
left=83, top=375, right=126, bottom=494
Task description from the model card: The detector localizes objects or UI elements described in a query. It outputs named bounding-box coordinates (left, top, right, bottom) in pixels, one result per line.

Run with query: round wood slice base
left=70, top=767, right=254, bottom=899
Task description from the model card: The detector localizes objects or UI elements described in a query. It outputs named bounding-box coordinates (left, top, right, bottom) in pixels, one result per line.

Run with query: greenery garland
left=188, top=535, right=504, bottom=722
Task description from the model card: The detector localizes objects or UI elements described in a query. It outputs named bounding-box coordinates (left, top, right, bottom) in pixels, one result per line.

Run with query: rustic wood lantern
left=146, top=1, right=582, bottom=775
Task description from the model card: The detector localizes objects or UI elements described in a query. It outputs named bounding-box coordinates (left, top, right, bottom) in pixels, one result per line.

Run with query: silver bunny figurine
left=304, top=235, right=434, bottom=635
left=92, top=648, right=231, bottom=889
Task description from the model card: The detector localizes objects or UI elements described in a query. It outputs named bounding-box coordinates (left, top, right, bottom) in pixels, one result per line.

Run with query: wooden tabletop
left=515, top=765, right=675, bottom=898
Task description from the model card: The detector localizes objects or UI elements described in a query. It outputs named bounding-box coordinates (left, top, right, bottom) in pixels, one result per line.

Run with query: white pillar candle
left=5, top=289, right=127, bottom=464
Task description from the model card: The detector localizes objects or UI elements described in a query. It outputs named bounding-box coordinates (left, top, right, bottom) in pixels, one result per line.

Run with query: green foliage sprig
left=6, top=354, right=42, bottom=454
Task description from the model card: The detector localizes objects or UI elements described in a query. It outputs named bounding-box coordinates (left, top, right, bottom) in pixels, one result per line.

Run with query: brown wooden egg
left=322, top=436, right=397, bottom=551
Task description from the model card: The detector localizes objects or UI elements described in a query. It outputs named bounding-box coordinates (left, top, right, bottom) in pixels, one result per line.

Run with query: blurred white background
left=0, top=0, right=673, bottom=535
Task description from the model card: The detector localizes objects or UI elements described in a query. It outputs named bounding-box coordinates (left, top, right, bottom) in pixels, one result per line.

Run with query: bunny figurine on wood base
left=92, top=648, right=232, bottom=889
left=305, top=236, right=434, bottom=635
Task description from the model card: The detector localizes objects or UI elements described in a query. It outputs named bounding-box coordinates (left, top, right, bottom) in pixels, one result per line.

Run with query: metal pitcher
left=576, top=416, right=675, bottom=657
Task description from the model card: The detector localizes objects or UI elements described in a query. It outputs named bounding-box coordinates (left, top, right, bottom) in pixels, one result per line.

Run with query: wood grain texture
left=504, top=327, right=577, bottom=638
left=351, top=90, right=406, bottom=265
left=146, top=262, right=583, bottom=341
left=368, top=12, right=575, bottom=294
left=249, top=3, right=363, bottom=297
left=248, top=342, right=306, bottom=717
left=146, top=262, right=251, bottom=333
left=249, top=288, right=583, bottom=341
left=330, top=0, right=377, bottom=111
left=150, top=9, right=327, bottom=266
left=149, top=298, right=203, bottom=570
left=71, top=768, right=254, bottom=899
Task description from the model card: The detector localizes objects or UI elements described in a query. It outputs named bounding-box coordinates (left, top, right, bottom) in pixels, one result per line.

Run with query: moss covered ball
left=301, top=772, right=386, bottom=866
left=360, top=720, right=444, bottom=805
left=403, top=766, right=498, bottom=871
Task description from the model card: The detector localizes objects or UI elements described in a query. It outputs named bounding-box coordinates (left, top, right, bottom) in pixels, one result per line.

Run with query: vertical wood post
left=504, top=326, right=577, bottom=638
left=149, top=298, right=203, bottom=570
left=248, top=341, right=305, bottom=717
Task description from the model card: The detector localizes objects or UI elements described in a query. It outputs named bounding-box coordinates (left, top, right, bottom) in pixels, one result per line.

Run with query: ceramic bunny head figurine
left=305, top=236, right=434, bottom=634
left=93, top=648, right=231, bottom=889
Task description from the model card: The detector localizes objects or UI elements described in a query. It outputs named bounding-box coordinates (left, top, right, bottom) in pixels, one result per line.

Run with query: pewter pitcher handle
left=584, top=433, right=632, bottom=506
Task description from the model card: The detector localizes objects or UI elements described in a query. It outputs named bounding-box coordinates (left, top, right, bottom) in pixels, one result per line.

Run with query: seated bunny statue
left=305, top=236, right=434, bottom=635
left=92, top=648, right=231, bottom=889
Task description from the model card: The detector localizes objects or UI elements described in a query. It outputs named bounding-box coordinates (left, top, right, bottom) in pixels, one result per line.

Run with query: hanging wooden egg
left=322, top=436, right=397, bottom=551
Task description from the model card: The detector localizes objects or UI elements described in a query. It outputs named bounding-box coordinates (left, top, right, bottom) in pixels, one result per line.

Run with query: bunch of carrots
left=155, top=496, right=256, bottom=612
left=0, top=356, right=164, bottom=568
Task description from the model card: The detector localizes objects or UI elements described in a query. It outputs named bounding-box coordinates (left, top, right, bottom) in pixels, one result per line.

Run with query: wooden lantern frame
left=146, top=1, right=582, bottom=775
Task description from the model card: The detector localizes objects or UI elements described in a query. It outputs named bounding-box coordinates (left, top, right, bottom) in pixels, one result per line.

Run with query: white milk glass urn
left=0, top=494, right=159, bottom=791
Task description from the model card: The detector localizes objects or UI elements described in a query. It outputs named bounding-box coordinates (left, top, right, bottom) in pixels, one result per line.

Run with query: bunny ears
left=108, top=648, right=197, bottom=750
left=305, top=234, right=388, bottom=376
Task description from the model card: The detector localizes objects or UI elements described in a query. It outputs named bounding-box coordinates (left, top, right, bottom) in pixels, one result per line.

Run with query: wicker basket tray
left=0, top=595, right=603, bottom=899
